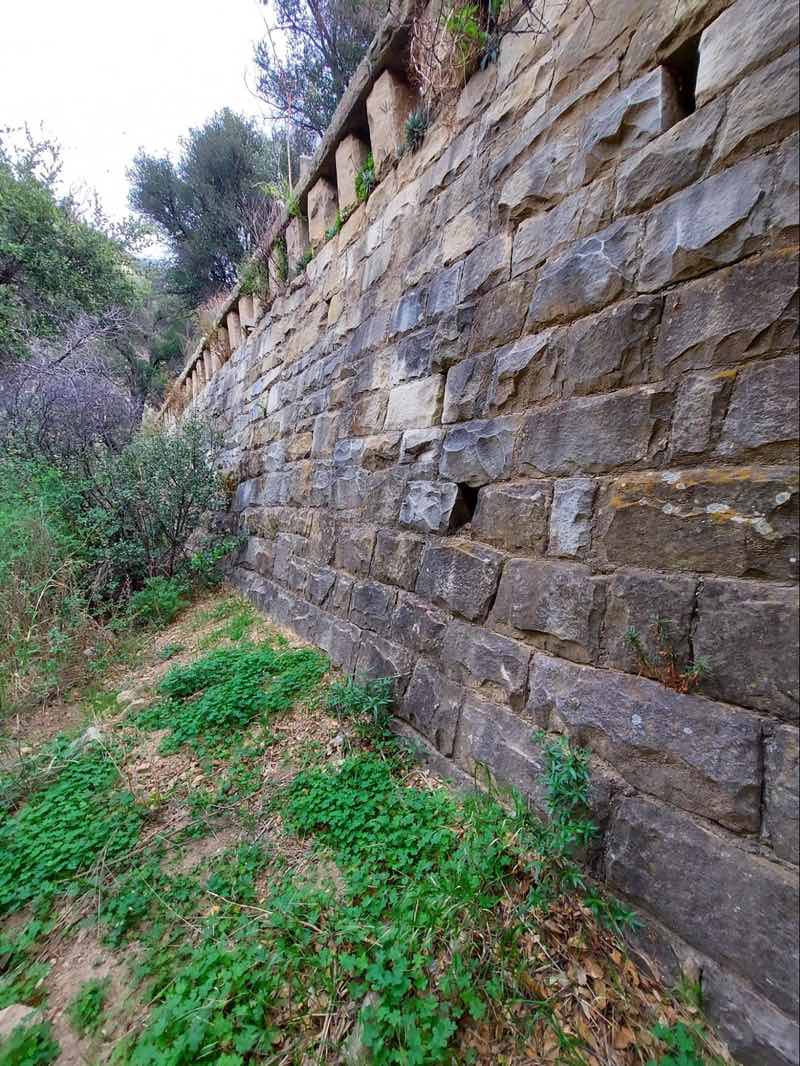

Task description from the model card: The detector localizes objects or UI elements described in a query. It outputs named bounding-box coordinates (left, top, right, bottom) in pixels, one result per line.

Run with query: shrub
left=355, top=153, right=376, bottom=203
left=128, top=576, right=188, bottom=627
left=67, top=978, right=109, bottom=1037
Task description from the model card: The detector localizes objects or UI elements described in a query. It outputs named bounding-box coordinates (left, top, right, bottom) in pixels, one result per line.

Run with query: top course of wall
left=165, top=1, right=800, bottom=1064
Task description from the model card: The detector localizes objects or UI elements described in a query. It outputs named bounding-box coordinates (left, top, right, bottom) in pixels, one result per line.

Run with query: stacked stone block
left=188, top=0, right=799, bottom=1062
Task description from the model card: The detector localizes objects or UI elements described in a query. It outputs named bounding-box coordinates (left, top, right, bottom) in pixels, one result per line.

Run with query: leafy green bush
left=0, top=1020, right=60, bottom=1066
left=67, top=978, right=109, bottom=1036
left=648, top=1023, right=722, bottom=1066
left=355, top=153, right=376, bottom=202
left=128, top=576, right=188, bottom=627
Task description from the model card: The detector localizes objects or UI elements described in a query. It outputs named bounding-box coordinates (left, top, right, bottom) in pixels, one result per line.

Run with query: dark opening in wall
left=449, top=483, right=479, bottom=532
left=664, top=34, right=701, bottom=115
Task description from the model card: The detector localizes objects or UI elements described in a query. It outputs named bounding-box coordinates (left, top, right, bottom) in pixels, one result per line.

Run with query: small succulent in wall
left=403, top=108, right=430, bottom=153
left=355, top=153, right=377, bottom=203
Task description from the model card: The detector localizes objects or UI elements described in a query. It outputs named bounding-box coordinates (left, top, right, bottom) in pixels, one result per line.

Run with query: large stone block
left=531, top=654, right=761, bottom=832
left=547, top=478, right=596, bottom=559
left=654, top=250, right=798, bottom=376
left=308, top=176, right=339, bottom=248
left=286, top=215, right=310, bottom=268
left=460, top=233, right=512, bottom=299
left=606, top=797, right=799, bottom=1016
left=335, top=134, right=370, bottom=211
left=354, top=633, right=413, bottom=696
left=693, top=578, right=799, bottom=721
left=469, top=277, right=529, bottom=353
left=712, top=47, right=800, bottom=168
left=443, top=352, right=493, bottom=424
left=399, top=480, right=471, bottom=534
left=440, top=620, right=531, bottom=709
left=471, top=480, right=551, bottom=552
left=528, top=219, right=641, bottom=326
left=765, top=724, right=800, bottom=865
left=384, top=375, right=444, bottom=430
left=614, top=99, right=725, bottom=214
left=558, top=296, right=662, bottom=398
left=399, top=661, right=464, bottom=755
left=577, top=66, right=684, bottom=186
left=512, top=180, right=614, bottom=276
left=440, top=417, right=516, bottom=486
left=717, top=354, right=799, bottom=460
left=597, top=466, right=799, bottom=581
left=366, top=69, right=415, bottom=177
left=601, top=568, right=697, bottom=675
left=637, top=153, right=775, bottom=292
left=486, top=331, right=560, bottom=415
left=371, top=529, right=424, bottom=590
left=516, top=387, right=667, bottom=476
left=306, top=565, right=336, bottom=606
left=334, top=525, right=375, bottom=576
left=390, top=591, right=449, bottom=654
left=498, top=137, right=577, bottom=221
left=349, top=580, right=396, bottom=634
left=695, top=0, right=799, bottom=107
left=453, top=696, right=547, bottom=809
left=415, top=541, right=504, bottom=623
left=316, top=615, right=361, bottom=672
left=493, top=559, right=604, bottom=662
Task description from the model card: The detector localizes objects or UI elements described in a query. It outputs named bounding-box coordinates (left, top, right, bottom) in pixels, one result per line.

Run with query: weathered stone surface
left=469, top=277, right=529, bottom=352
left=443, top=352, right=493, bottom=423
left=239, top=535, right=274, bottom=576
left=384, top=375, right=444, bottom=430
left=306, top=564, right=336, bottom=605
left=316, top=614, right=360, bottom=672
left=637, top=154, right=774, bottom=292
left=441, top=199, right=489, bottom=265
left=441, top=619, right=530, bottom=709
left=399, top=479, right=468, bottom=533
left=453, top=696, right=547, bottom=809
left=486, top=331, right=559, bottom=414
left=669, top=373, right=732, bottom=460
left=654, top=251, right=798, bottom=376
left=388, top=290, right=426, bottom=341
left=558, top=296, right=662, bottom=397
left=602, top=569, right=697, bottom=675
left=471, top=480, right=551, bottom=552
left=532, top=654, right=761, bottom=831
left=717, top=354, right=799, bottom=459
left=577, top=67, right=684, bottom=185
left=427, top=262, right=463, bottom=316
left=460, top=233, right=512, bottom=299
left=0, top=1004, right=42, bottom=1041
left=416, top=541, right=503, bottom=623
left=366, top=68, right=416, bottom=177
left=512, top=180, right=614, bottom=275
left=399, top=428, right=444, bottom=467
left=399, top=661, right=464, bottom=755
left=493, top=559, right=604, bottom=662
left=371, top=528, right=424, bottom=590
left=354, top=633, right=413, bottom=695
left=695, top=0, right=799, bottom=108
left=693, top=579, right=799, bottom=720
left=712, top=47, right=800, bottom=168
left=765, top=724, right=800, bottom=865
left=390, top=591, right=449, bottom=654
left=334, top=526, right=375, bottom=576
left=598, top=466, right=799, bottom=582
left=349, top=579, right=396, bottom=633
left=547, top=478, right=595, bottom=559
left=440, top=417, right=516, bottom=486
left=606, top=796, right=799, bottom=1016
left=498, top=137, right=577, bottom=221
left=614, top=99, right=726, bottom=214
left=287, top=216, right=310, bottom=267
left=528, top=219, right=641, bottom=325
left=517, top=388, right=667, bottom=476
left=308, top=176, right=339, bottom=248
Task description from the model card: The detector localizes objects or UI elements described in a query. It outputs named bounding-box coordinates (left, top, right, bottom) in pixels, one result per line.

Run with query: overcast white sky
left=1, top=0, right=274, bottom=224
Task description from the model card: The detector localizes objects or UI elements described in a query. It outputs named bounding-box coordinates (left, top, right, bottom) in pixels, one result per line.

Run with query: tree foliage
left=253, top=0, right=387, bottom=136
left=0, top=131, right=142, bottom=362
left=128, top=109, right=306, bottom=306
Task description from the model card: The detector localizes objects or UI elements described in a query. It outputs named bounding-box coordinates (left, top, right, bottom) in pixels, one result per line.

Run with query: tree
left=253, top=0, right=387, bottom=137
left=128, top=109, right=301, bottom=306
left=0, top=131, right=143, bottom=363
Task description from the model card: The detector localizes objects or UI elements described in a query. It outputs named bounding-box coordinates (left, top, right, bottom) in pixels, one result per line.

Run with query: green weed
left=355, top=152, right=376, bottom=202
left=67, top=978, right=109, bottom=1037
left=648, top=1022, right=724, bottom=1066
left=0, top=1021, right=60, bottom=1066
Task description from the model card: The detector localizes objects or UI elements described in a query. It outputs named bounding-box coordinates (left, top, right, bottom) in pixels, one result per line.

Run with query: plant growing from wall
left=354, top=153, right=376, bottom=203
left=239, top=255, right=269, bottom=298
left=625, top=618, right=711, bottom=694
left=270, top=236, right=289, bottom=284
left=296, top=247, right=314, bottom=273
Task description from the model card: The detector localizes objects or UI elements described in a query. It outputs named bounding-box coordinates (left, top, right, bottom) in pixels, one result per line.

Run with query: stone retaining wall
left=171, top=1, right=800, bottom=1061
